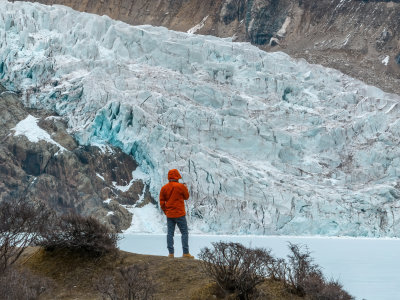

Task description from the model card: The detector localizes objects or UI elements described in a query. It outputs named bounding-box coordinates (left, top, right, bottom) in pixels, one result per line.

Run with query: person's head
left=168, top=169, right=182, bottom=182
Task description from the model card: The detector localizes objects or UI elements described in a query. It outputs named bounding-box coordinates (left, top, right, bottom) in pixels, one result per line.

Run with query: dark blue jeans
left=167, top=216, right=189, bottom=254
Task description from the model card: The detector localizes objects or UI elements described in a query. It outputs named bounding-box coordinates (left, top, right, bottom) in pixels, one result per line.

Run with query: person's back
left=159, top=169, right=193, bottom=258
left=159, top=170, right=189, bottom=218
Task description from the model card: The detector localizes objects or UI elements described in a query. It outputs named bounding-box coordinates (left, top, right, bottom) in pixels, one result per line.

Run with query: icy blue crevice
left=0, top=62, right=4, bottom=78
left=85, top=105, right=158, bottom=197
left=282, top=87, right=293, bottom=101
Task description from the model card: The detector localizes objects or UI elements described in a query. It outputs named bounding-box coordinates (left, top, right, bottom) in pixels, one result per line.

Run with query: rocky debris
left=220, top=0, right=247, bottom=25
left=0, top=86, right=155, bottom=232
left=24, top=0, right=400, bottom=96
left=243, top=0, right=291, bottom=45
left=269, top=37, right=280, bottom=47
left=278, top=0, right=400, bottom=96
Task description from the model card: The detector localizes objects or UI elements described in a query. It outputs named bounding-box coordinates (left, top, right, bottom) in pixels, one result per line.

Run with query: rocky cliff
left=0, top=85, right=155, bottom=232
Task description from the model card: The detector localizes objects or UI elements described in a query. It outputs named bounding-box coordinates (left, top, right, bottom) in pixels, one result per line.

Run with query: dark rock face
left=0, top=87, right=155, bottom=232
left=221, top=0, right=247, bottom=25
left=245, top=0, right=290, bottom=45
left=221, top=0, right=290, bottom=45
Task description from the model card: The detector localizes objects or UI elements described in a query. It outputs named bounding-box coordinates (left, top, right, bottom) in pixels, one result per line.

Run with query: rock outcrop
left=0, top=85, right=155, bottom=232
left=23, top=0, right=400, bottom=96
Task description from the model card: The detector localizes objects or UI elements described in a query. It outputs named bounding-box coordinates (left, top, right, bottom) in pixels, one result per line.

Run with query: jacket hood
left=168, top=169, right=182, bottom=181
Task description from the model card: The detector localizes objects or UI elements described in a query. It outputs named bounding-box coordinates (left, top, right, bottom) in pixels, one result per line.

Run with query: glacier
left=0, top=1, right=400, bottom=236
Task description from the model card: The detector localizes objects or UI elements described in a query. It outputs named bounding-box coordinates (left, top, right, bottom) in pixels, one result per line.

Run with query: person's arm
left=159, top=187, right=167, bottom=213
left=181, top=183, right=189, bottom=200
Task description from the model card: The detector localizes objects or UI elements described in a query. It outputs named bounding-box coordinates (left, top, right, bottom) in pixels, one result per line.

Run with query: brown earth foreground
left=19, top=247, right=301, bottom=300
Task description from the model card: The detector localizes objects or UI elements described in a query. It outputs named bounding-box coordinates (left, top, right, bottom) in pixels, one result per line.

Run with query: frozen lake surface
left=120, top=234, right=400, bottom=300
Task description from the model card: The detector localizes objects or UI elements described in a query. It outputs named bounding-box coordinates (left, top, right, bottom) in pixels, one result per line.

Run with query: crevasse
left=1, top=1, right=400, bottom=236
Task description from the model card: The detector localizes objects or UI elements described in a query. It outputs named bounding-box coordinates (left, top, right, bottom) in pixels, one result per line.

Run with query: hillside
left=20, top=247, right=300, bottom=300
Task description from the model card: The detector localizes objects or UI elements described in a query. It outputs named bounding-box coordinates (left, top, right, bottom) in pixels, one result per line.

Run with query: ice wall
left=0, top=1, right=399, bottom=236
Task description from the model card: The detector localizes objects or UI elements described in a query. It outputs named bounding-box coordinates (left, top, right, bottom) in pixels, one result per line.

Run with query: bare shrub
left=285, top=243, right=354, bottom=299
left=95, top=264, right=155, bottom=300
left=285, top=242, right=322, bottom=296
left=199, top=241, right=354, bottom=300
left=95, top=274, right=121, bottom=300
left=199, top=242, right=274, bottom=300
left=306, top=278, right=354, bottom=300
left=119, top=264, right=155, bottom=300
left=39, top=213, right=119, bottom=257
left=302, top=272, right=326, bottom=297
left=0, top=266, right=50, bottom=300
left=268, top=257, right=287, bottom=281
left=0, top=199, right=51, bottom=272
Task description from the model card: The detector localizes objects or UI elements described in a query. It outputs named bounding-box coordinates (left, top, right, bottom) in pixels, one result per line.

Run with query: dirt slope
left=20, top=247, right=301, bottom=300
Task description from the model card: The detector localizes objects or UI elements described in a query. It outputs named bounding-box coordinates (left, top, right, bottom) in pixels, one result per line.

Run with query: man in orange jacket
left=159, top=169, right=194, bottom=258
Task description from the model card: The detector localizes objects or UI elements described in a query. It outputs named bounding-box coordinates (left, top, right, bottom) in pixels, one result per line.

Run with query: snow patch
left=112, top=180, right=134, bottom=193
left=112, top=168, right=149, bottom=193
left=342, top=33, right=351, bottom=46
left=92, top=142, right=114, bottom=154
left=277, top=16, right=291, bottom=38
left=96, top=173, right=105, bottom=181
left=187, top=15, right=208, bottom=34
left=132, top=167, right=150, bottom=183
left=336, top=0, right=348, bottom=10
left=382, top=55, right=390, bottom=66
left=45, top=115, right=63, bottom=121
left=122, top=204, right=164, bottom=234
left=12, top=115, right=66, bottom=152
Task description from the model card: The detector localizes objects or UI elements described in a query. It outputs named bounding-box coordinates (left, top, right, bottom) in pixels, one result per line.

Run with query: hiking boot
left=182, top=253, right=194, bottom=259
left=168, top=254, right=174, bottom=258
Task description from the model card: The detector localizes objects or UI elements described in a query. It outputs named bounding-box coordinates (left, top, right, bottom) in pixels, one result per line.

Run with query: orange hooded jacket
left=159, top=169, right=189, bottom=218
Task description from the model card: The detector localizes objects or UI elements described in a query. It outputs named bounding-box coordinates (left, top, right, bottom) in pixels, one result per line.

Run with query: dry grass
left=21, top=247, right=209, bottom=299
left=19, top=247, right=303, bottom=300
left=190, top=279, right=302, bottom=300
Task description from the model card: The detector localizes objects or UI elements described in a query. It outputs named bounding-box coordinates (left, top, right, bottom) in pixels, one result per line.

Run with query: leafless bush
left=95, top=274, right=121, bottom=300
left=285, top=243, right=354, bottom=299
left=305, top=277, right=354, bottom=300
left=0, top=199, right=51, bottom=272
left=0, top=266, right=50, bottom=300
left=95, top=264, right=155, bottom=300
left=285, top=243, right=322, bottom=296
left=302, top=272, right=326, bottom=297
left=119, top=264, right=155, bottom=300
left=38, top=213, right=119, bottom=257
left=268, top=257, right=287, bottom=281
left=199, top=242, right=274, bottom=300
left=199, top=241, right=354, bottom=300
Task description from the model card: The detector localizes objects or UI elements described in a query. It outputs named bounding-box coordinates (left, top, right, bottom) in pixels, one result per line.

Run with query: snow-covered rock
left=12, top=114, right=66, bottom=153
left=0, top=1, right=399, bottom=236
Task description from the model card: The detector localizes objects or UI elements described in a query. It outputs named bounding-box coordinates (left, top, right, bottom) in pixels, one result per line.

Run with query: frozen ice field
left=1, top=1, right=400, bottom=236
